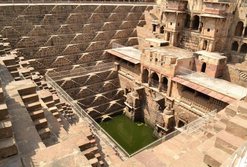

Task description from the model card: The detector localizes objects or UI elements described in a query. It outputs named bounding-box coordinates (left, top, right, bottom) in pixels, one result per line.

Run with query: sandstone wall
left=179, top=31, right=200, bottom=51
left=222, top=63, right=247, bottom=88
left=0, top=4, right=152, bottom=74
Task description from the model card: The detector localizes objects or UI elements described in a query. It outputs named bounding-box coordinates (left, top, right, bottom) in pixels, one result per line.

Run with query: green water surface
left=99, top=114, right=157, bottom=154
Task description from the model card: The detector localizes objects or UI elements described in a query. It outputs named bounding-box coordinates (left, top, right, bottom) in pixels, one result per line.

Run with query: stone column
left=170, top=32, right=175, bottom=46
left=189, top=17, right=193, bottom=30
left=237, top=42, right=241, bottom=53
left=242, top=27, right=246, bottom=37
left=208, top=41, right=214, bottom=52
left=158, top=76, right=162, bottom=92
left=148, top=72, right=151, bottom=86
left=114, top=62, right=119, bottom=71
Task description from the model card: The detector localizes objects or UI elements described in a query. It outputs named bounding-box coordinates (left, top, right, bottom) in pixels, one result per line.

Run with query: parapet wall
left=0, top=4, right=152, bottom=74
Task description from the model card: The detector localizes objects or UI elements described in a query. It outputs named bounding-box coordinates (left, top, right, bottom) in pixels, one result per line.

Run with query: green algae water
left=99, top=114, right=157, bottom=154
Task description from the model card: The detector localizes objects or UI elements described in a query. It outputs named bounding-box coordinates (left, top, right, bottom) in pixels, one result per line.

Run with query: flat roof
left=146, top=46, right=194, bottom=59
left=194, top=50, right=226, bottom=60
left=174, top=72, right=247, bottom=101
left=146, top=38, right=169, bottom=44
left=199, top=13, right=227, bottom=18
left=164, top=9, right=187, bottom=13
left=107, top=46, right=141, bottom=64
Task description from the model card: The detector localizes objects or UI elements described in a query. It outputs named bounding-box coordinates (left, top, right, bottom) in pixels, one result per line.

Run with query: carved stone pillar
left=237, top=42, right=241, bottom=53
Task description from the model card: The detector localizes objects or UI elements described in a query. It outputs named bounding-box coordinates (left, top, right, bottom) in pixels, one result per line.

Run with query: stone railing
left=46, top=74, right=217, bottom=159
left=46, top=74, right=128, bottom=160
left=221, top=140, right=247, bottom=167
left=128, top=109, right=217, bottom=157
left=0, top=0, right=156, bottom=4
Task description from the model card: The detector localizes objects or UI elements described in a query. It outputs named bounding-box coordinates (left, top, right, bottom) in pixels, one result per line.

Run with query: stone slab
left=0, top=138, right=18, bottom=158
left=0, top=119, right=13, bottom=139
left=203, top=147, right=230, bottom=167
left=226, top=115, right=247, bottom=140
left=215, top=131, right=245, bottom=154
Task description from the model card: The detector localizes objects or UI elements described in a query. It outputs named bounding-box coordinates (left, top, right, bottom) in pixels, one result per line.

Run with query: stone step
left=31, top=75, right=41, bottom=82
left=238, top=101, right=247, bottom=118
left=99, top=160, right=104, bottom=167
left=197, top=136, right=216, bottom=154
left=38, top=127, right=50, bottom=140
left=226, top=115, right=247, bottom=140
left=225, top=104, right=237, bottom=117
left=29, top=109, right=45, bottom=121
left=21, top=93, right=39, bottom=103
left=56, top=102, right=65, bottom=108
left=6, top=64, right=19, bottom=71
left=58, top=108, right=63, bottom=113
left=73, top=136, right=93, bottom=151
left=56, top=118, right=62, bottom=123
left=0, top=88, right=4, bottom=102
left=203, top=147, right=230, bottom=167
left=18, top=85, right=36, bottom=96
left=10, top=70, right=19, bottom=77
left=213, top=121, right=226, bottom=132
left=52, top=111, right=59, bottom=118
left=0, top=103, right=8, bottom=120
left=215, top=131, right=245, bottom=154
left=14, top=76, right=21, bottom=81
left=65, top=110, right=73, bottom=114
left=26, top=101, right=42, bottom=112
left=39, top=90, right=53, bottom=102
left=33, top=118, right=48, bottom=130
left=36, top=81, right=41, bottom=86
left=219, top=111, right=230, bottom=124
left=89, top=157, right=98, bottom=167
left=48, top=106, right=58, bottom=113
left=0, top=119, right=13, bottom=139
left=0, top=137, right=18, bottom=158
left=52, top=94, right=60, bottom=104
left=2, top=57, right=16, bottom=66
left=82, top=146, right=99, bottom=160
left=45, top=101, right=55, bottom=108
left=41, top=81, right=47, bottom=87
left=95, top=153, right=101, bottom=160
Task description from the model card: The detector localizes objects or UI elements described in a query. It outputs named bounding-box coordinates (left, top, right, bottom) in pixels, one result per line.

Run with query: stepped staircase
left=18, top=81, right=51, bottom=140
left=0, top=78, right=18, bottom=159
left=203, top=100, right=247, bottom=166
left=55, top=68, right=125, bottom=120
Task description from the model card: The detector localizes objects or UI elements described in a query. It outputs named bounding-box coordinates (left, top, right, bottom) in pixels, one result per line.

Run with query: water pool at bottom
left=99, top=114, right=157, bottom=154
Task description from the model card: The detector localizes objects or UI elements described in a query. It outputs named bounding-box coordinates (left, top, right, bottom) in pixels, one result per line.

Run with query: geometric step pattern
left=0, top=4, right=152, bottom=73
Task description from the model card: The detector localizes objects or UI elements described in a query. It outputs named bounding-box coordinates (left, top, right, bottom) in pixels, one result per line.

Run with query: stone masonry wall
left=0, top=4, right=152, bottom=74
left=179, top=31, right=200, bottom=52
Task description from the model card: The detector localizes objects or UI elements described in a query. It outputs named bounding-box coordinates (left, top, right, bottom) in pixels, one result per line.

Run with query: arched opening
left=244, top=27, right=247, bottom=37
left=178, top=120, right=185, bottom=128
left=203, top=40, right=207, bottom=50
left=184, top=14, right=190, bottom=28
left=162, top=77, right=168, bottom=92
left=152, top=24, right=156, bottom=32
left=192, top=15, right=200, bottom=30
left=160, top=26, right=164, bottom=34
left=231, top=41, right=238, bottom=51
left=142, top=69, right=149, bottom=83
left=151, top=72, right=159, bottom=88
left=201, top=62, right=207, bottom=73
left=167, top=32, right=170, bottom=42
left=240, top=43, right=247, bottom=53
left=234, top=21, right=244, bottom=36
